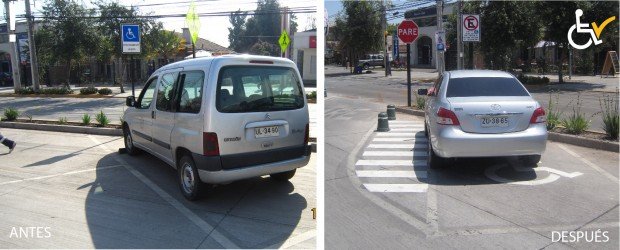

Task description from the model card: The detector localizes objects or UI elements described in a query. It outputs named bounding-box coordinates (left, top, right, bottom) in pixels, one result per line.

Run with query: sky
left=324, top=0, right=410, bottom=26
left=2, top=0, right=317, bottom=48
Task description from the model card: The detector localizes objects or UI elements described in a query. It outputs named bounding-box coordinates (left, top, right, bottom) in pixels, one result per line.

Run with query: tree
left=538, top=1, right=590, bottom=82
left=338, top=1, right=383, bottom=65
left=40, top=0, right=98, bottom=85
left=228, top=10, right=247, bottom=52
left=143, top=23, right=183, bottom=62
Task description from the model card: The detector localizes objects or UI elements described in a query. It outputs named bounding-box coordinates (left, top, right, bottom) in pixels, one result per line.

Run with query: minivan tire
left=178, top=155, right=206, bottom=200
left=521, top=155, right=541, bottom=167
left=428, top=140, right=450, bottom=169
left=270, top=169, right=296, bottom=181
left=123, top=126, right=140, bottom=156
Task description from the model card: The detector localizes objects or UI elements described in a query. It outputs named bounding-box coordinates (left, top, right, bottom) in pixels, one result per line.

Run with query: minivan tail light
left=437, top=107, right=460, bottom=125
left=304, top=123, right=309, bottom=144
left=530, top=107, right=546, bottom=124
left=203, top=132, right=220, bottom=156
left=249, top=60, right=273, bottom=64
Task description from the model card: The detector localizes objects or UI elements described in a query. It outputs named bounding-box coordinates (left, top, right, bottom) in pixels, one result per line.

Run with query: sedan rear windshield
left=446, top=77, right=529, bottom=97
left=216, top=66, right=305, bottom=113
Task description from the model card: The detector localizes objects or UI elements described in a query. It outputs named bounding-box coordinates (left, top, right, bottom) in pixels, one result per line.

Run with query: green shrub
left=306, top=91, right=317, bottom=100
left=81, top=114, right=91, bottom=125
left=16, top=87, right=35, bottom=95
left=23, top=112, right=33, bottom=122
left=39, top=87, right=73, bottom=95
left=561, top=95, right=589, bottom=134
left=58, top=117, right=68, bottom=124
left=98, top=88, right=112, bottom=95
left=3, top=107, right=19, bottom=121
left=546, top=93, right=562, bottom=130
left=414, top=92, right=426, bottom=109
left=95, top=111, right=109, bottom=127
left=599, top=92, right=619, bottom=140
left=518, top=74, right=550, bottom=85
left=575, top=55, right=593, bottom=75
left=80, top=86, right=98, bottom=95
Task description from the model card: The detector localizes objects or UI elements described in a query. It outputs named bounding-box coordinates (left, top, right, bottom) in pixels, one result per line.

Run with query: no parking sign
left=462, top=14, right=480, bottom=42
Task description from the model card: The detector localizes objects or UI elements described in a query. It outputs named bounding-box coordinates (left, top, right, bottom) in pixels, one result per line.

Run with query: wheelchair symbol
left=485, top=163, right=583, bottom=186
left=125, top=28, right=136, bottom=40
left=568, top=9, right=616, bottom=50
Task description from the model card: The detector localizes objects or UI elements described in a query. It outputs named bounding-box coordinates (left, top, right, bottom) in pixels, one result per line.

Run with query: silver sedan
left=419, top=70, right=547, bottom=169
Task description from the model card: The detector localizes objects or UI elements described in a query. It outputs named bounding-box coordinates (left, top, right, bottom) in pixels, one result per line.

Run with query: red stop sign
left=398, top=20, right=419, bottom=44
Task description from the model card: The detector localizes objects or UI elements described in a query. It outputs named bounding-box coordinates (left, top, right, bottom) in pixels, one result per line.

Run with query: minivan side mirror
left=126, top=96, right=136, bottom=107
left=417, top=88, right=428, bottom=96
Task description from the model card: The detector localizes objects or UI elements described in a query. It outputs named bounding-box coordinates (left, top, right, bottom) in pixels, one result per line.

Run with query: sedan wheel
left=178, top=155, right=205, bottom=201
left=520, top=155, right=541, bottom=167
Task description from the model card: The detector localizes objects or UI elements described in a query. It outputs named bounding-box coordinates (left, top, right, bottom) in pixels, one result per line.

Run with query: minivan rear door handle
left=151, top=111, right=156, bottom=119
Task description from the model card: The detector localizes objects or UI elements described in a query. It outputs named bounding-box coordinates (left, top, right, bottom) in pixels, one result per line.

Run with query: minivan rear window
left=216, top=66, right=305, bottom=113
left=446, top=77, right=529, bottom=97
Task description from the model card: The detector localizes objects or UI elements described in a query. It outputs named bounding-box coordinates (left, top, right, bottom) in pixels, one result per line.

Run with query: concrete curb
left=0, top=121, right=122, bottom=136
left=0, top=121, right=319, bottom=152
left=395, top=107, right=619, bottom=153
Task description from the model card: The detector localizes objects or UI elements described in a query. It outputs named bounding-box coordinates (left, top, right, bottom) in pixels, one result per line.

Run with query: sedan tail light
left=437, top=107, right=460, bottom=125
left=530, top=107, right=546, bottom=124
left=203, top=132, right=220, bottom=156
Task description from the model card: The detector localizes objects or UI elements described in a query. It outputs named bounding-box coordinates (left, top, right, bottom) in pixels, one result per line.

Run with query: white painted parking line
left=363, top=151, right=428, bottom=157
left=367, top=144, right=427, bottom=149
left=363, top=184, right=428, bottom=193
left=373, top=137, right=428, bottom=142
left=355, top=159, right=427, bottom=167
left=375, top=133, right=420, bottom=137
left=557, top=144, right=618, bottom=183
left=356, top=170, right=427, bottom=179
left=0, top=165, right=123, bottom=186
left=87, top=135, right=240, bottom=249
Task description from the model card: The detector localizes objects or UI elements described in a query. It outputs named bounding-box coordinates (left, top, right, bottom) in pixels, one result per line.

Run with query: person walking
left=0, top=133, right=16, bottom=154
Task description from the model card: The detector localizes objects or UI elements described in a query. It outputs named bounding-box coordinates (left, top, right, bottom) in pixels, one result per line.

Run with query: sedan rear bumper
left=433, top=123, right=547, bottom=158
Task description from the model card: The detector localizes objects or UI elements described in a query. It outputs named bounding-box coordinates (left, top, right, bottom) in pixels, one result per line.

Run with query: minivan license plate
left=480, top=116, right=509, bottom=127
left=255, top=126, right=280, bottom=138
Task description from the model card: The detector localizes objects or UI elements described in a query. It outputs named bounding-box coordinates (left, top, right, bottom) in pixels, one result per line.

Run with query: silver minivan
left=122, top=55, right=311, bottom=200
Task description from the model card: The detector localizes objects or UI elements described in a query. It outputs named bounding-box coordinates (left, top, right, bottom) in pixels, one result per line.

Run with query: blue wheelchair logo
left=122, top=25, right=140, bottom=42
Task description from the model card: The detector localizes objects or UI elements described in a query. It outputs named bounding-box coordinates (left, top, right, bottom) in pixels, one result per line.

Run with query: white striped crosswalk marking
left=356, top=170, right=428, bottom=179
left=373, top=137, right=428, bottom=142
left=367, top=144, right=427, bottom=149
left=375, top=132, right=420, bottom=137
left=363, top=184, right=428, bottom=193
left=355, top=159, right=428, bottom=167
left=363, top=151, right=428, bottom=157
left=356, top=119, right=431, bottom=193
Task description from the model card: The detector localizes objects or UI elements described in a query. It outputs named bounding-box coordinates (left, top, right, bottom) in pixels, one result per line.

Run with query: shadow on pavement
left=84, top=152, right=307, bottom=248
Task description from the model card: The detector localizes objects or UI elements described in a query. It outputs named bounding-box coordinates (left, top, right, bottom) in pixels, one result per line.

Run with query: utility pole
left=436, top=0, right=444, bottom=76
left=456, top=0, right=463, bottom=69
left=383, top=0, right=389, bottom=77
left=4, top=0, right=21, bottom=92
left=25, top=0, right=40, bottom=91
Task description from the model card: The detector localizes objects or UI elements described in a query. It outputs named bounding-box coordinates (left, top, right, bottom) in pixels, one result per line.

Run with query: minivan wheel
left=178, top=155, right=205, bottom=200
left=123, top=126, right=140, bottom=155
left=270, top=169, right=296, bottom=181
left=521, top=155, right=541, bottom=167
left=428, top=139, right=450, bottom=169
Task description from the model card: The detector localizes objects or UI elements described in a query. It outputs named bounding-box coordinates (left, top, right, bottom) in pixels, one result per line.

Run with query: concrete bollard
left=387, top=104, right=396, bottom=120
left=377, top=112, right=390, bottom=132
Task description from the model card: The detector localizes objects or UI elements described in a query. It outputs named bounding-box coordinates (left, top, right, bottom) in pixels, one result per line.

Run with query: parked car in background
left=359, top=54, right=385, bottom=69
left=122, top=55, right=311, bottom=200
left=419, top=70, right=547, bottom=169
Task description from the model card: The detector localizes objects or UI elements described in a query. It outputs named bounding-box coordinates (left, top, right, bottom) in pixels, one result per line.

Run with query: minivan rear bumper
left=433, top=123, right=547, bottom=158
left=195, top=145, right=311, bottom=184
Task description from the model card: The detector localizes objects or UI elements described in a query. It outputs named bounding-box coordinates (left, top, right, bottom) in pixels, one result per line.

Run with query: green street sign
left=278, top=30, right=290, bottom=52
left=185, top=1, right=201, bottom=44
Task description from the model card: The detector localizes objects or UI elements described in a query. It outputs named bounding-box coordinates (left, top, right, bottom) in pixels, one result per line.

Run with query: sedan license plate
left=480, top=116, right=509, bottom=127
left=255, top=126, right=280, bottom=138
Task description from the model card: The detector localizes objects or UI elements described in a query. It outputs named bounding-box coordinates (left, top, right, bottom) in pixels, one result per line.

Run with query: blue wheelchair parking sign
left=122, top=24, right=140, bottom=42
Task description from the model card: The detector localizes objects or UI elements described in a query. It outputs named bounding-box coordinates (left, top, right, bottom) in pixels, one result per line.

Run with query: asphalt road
left=325, top=69, right=616, bottom=132
left=0, top=128, right=316, bottom=248
left=325, top=77, right=619, bottom=249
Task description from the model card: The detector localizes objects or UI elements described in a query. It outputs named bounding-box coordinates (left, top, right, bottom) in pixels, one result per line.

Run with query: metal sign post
left=121, top=24, right=140, bottom=97
left=398, top=20, right=420, bottom=107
